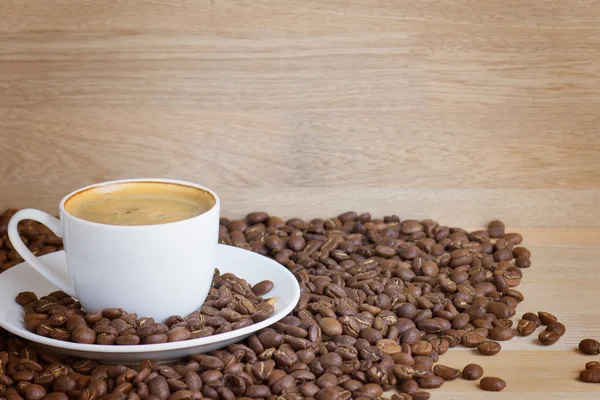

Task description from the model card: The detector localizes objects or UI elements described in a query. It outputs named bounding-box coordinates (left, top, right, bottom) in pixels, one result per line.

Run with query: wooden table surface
left=1, top=1, right=600, bottom=397
left=401, top=227, right=600, bottom=399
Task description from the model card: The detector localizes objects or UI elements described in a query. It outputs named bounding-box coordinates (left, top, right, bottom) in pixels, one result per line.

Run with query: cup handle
left=8, top=209, right=76, bottom=297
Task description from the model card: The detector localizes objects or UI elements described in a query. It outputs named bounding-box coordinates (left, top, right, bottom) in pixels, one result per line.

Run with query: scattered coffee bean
left=585, top=361, right=600, bottom=370
left=539, top=331, right=561, bottom=345
left=487, top=220, right=505, bottom=238
left=477, top=341, right=502, bottom=356
left=488, top=326, right=515, bottom=341
left=517, top=319, right=537, bottom=336
left=462, top=364, right=484, bottom=380
left=579, top=369, right=600, bottom=383
left=411, top=392, right=432, bottom=400
left=538, top=311, right=558, bottom=325
left=480, top=376, right=506, bottom=391
left=545, top=321, right=566, bottom=336
left=433, top=365, right=460, bottom=380
left=418, top=374, right=444, bottom=389
left=522, top=312, right=542, bottom=327
left=579, top=339, right=600, bottom=355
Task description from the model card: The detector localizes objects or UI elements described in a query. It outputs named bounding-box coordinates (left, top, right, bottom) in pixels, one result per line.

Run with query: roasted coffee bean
left=252, top=281, right=274, bottom=296
left=488, top=326, right=514, bottom=341
left=480, top=376, right=506, bottom=391
left=538, top=331, right=561, bottom=345
left=418, top=375, right=443, bottom=389
left=461, top=332, right=486, bottom=348
left=477, top=341, right=501, bottom=356
left=487, top=220, right=505, bottom=238
left=71, top=327, right=95, bottom=344
left=147, top=376, right=169, bottom=400
left=318, top=318, right=342, bottom=337
left=392, top=394, right=414, bottom=400
left=462, top=364, right=484, bottom=380
left=23, top=384, right=46, bottom=400
left=42, top=393, right=68, bottom=400
left=585, top=361, right=600, bottom=370
left=397, top=379, right=419, bottom=394
left=522, top=312, right=542, bottom=327
left=433, top=365, right=460, bottom=381
left=244, top=384, right=272, bottom=397
left=545, top=322, right=566, bottom=336
left=579, top=339, right=600, bottom=355
left=538, top=311, right=558, bottom=325
left=15, top=292, right=38, bottom=306
left=516, top=319, right=537, bottom=336
left=580, top=369, right=600, bottom=383
left=52, top=375, right=76, bottom=393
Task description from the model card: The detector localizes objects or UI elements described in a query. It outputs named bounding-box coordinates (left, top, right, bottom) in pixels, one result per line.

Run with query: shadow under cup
left=59, top=179, right=221, bottom=323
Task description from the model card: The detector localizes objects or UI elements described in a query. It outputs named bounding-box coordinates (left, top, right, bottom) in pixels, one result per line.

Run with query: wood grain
left=1, top=0, right=600, bottom=226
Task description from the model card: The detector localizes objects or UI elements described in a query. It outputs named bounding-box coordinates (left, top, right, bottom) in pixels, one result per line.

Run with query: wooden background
left=1, top=0, right=599, bottom=227
left=1, top=2, right=600, bottom=398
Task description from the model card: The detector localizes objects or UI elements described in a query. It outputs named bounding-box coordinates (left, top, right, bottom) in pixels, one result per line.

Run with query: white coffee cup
left=8, top=178, right=220, bottom=323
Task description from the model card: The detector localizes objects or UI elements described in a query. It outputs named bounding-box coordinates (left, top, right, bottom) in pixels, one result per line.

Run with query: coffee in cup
left=64, top=181, right=215, bottom=226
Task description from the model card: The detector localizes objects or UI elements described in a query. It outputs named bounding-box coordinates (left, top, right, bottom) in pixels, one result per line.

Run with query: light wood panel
left=1, top=0, right=600, bottom=226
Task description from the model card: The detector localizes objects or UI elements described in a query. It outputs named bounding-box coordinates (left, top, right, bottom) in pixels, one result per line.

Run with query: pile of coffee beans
left=16, top=273, right=275, bottom=345
left=0, top=207, right=587, bottom=399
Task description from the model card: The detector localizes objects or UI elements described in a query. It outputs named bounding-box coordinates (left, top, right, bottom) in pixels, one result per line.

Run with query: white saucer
left=0, top=245, right=300, bottom=364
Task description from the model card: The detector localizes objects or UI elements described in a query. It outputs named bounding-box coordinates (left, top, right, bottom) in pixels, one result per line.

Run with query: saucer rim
left=0, top=246, right=300, bottom=354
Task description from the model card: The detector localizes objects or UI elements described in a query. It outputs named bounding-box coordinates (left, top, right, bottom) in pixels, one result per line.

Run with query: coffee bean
left=487, top=220, right=505, bottom=238
left=580, top=369, right=600, bottom=383
left=418, top=375, right=444, bottom=389
left=391, top=394, right=414, bottom=400
left=579, top=339, right=600, bottom=355
left=477, top=340, right=501, bottom=356
left=461, top=332, right=486, bottom=348
left=585, top=361, right=600, bottom=370
left=512, top=247, right=530, bottom=259
left=244, top=384, right=271, bottom=397
left=15, top=292, right=38, bottom=306
left=315, top=373, right=337, bottom=389
left=545, top=321, right=566, bottom=336
left=411, top=392, right=431, bottom=400
left=52, top=376, right=76, bottom=393
left=23, top=384, right=46, bottom=400
left=117, top=335, right=142, bottom=345
left=251, top=280, right=274, bottom=296
left=318, top=318, right=342, bottom=337
left=516, top=319, right=537, bottom=336
left=488, top=326, right=515, bottom=341
left=462, top=364, right=484, bottom=380
left=539, top=331, right=561, bottom=345
left=522, top=312, right=542, bottom=327
left=71, top=327, right=95, bottom=344
left=480, top=376, right=506, bottom=391
left=360, top=383, right=383, bottom=397
left=538, top=311, right=558, bottom=325
left=42, top=393, right=68, bottom=400
left=432, top=365, right=460, bottom=381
